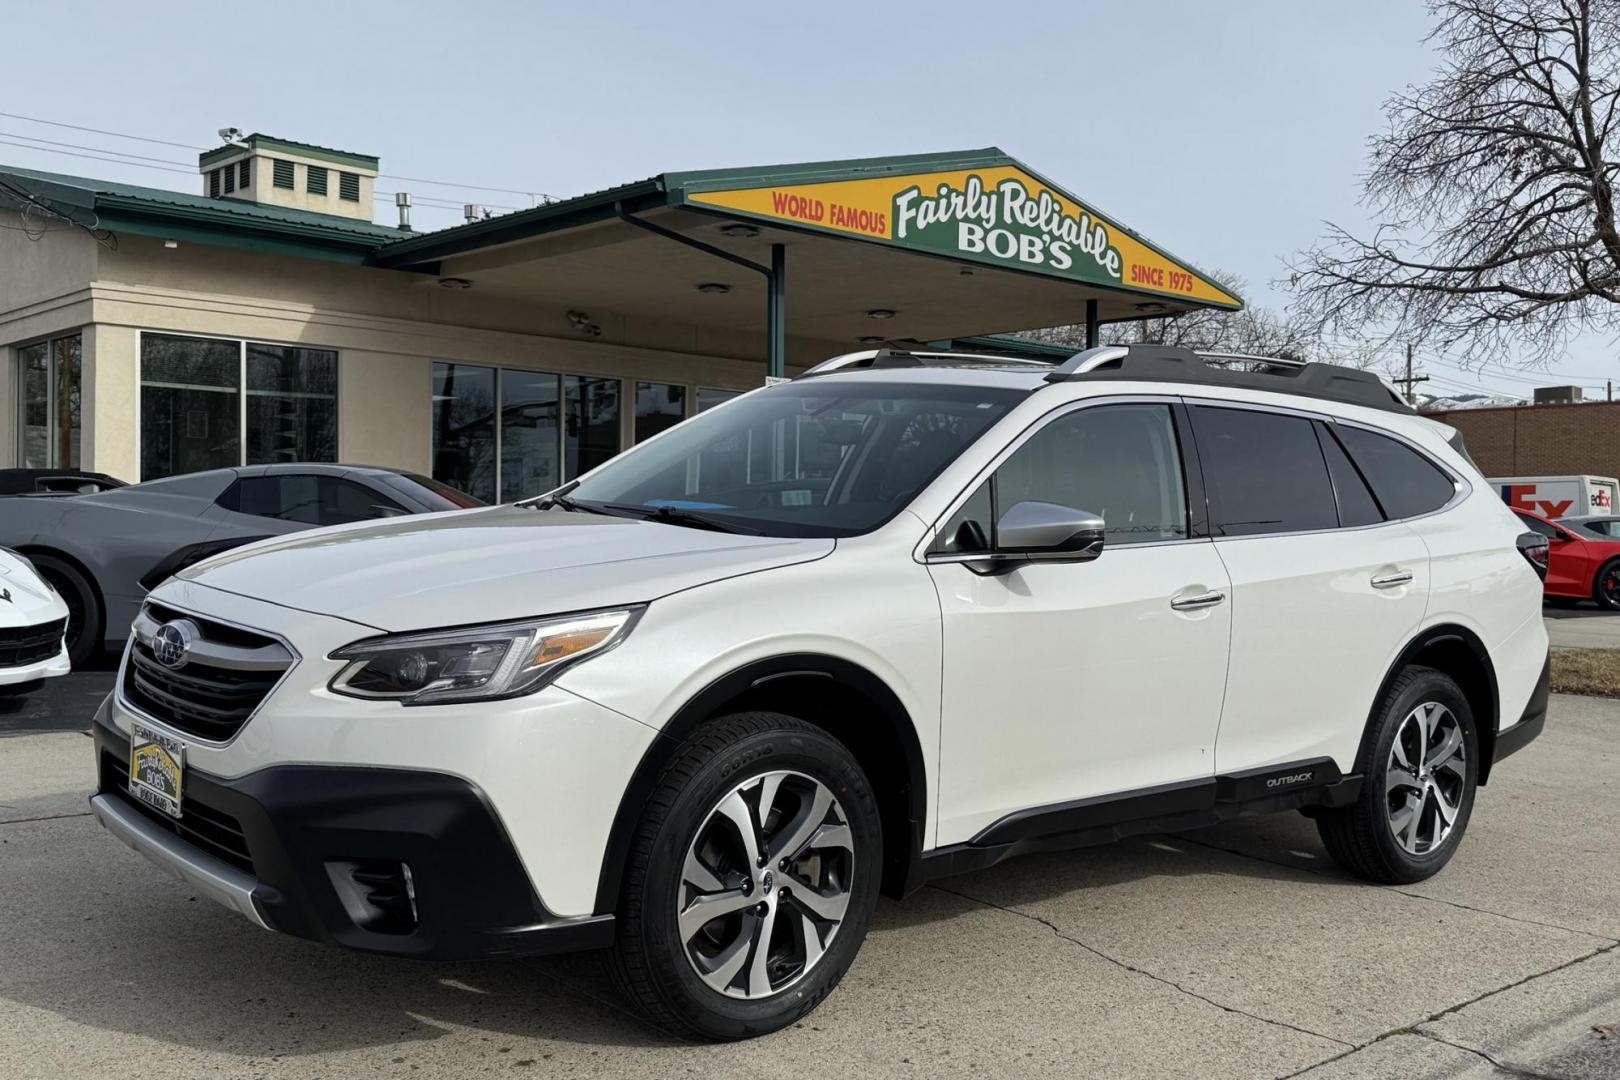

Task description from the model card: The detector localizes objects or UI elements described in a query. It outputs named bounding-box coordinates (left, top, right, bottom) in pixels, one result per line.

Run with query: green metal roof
left=199, top=134, right=379, bottom=171
left=0, top=165, right=410, bottom=263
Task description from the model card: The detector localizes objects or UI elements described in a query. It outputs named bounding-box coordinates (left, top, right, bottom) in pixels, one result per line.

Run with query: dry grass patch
left=1550, top=648, right=1620, bottom=698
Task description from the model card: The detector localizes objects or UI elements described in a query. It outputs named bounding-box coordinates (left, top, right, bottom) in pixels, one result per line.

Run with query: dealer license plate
left=128, top=722, right=185, bottom=819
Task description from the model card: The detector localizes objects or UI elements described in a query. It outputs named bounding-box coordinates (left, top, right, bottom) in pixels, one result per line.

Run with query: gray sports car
left=0, top=463, right=482, bottom=663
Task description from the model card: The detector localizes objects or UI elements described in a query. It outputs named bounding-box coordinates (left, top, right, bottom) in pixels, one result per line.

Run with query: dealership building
left=1, top=136, right=1241, bottom=501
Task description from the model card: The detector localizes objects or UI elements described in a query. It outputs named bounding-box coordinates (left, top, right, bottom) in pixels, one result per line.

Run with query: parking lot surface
left=2, top=675, right=1616, bottom=1079
left=1545, top=605, right=1620, bottom=650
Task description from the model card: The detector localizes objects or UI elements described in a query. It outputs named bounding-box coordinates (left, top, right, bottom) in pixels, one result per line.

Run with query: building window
left=139, top=333, right=338, bottom=481
left=17, top=333, right=81, bottom=469
left=565, top=375, right=621, bottom=481
left=307, top=166, right=328, bottom=196
left=634, top=381, right=686, bottom=443
left=239, top=159, right=251, bottom=189
left=208, top=168, right=221, bottom=198
left=339, top=172, right=360, bottom=202
left=245, top=344, right=338, bottom=464
left=431, top=362, right=629, bottom=504
left=499, top=368, right=559, bottom=503
left=431, top=362, right=497, bottom=504
left=272, top=159, right=294, bottom=190
left=697, top=387, right=741, bottom=412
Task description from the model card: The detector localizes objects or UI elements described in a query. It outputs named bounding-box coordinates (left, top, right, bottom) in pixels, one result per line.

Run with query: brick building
left=1423, top=400, right=1620, bottom=479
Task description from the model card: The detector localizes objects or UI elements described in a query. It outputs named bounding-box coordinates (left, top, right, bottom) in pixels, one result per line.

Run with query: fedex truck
left=1491, top=474, right=1619, bottom=519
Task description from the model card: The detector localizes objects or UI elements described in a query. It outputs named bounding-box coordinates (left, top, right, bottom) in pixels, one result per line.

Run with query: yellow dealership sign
left=687, top=164, right=1241, bottom=309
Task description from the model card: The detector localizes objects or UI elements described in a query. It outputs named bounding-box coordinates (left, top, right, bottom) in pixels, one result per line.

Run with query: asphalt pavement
left=1544, top=604, right=1620, bottom=650
left=1, top=676, right=1616, bottom=1079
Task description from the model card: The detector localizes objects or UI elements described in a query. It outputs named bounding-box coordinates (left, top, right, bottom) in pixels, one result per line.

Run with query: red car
left=1512, top=507, right=1620, bottom=609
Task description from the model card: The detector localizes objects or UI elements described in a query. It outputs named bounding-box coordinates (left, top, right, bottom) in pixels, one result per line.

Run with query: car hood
left=0, top=552, right=69, bottom=628
left=177, top=505, right=834, bottom=631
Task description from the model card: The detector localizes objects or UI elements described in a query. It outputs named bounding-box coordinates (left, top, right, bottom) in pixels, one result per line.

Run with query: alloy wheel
left=1385, top=701, right=1467, bottom=855
left=1601, top=565, right=1620, bottom=606
left=678, top=770, right=854, bottom=1000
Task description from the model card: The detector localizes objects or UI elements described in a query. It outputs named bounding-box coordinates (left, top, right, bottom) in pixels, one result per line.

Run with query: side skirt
left=902, top=758, right=1359, bottom=895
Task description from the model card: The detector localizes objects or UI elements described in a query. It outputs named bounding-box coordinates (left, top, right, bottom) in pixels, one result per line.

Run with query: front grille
left=0, top=617, right=66, bottom=668
left=121, top=604, right=292, bottom=741
left=100, top=750, right=255, bottom=875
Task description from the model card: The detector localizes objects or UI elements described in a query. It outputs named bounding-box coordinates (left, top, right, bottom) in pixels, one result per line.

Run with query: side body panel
left=928, top=542, right=1232, bottom=844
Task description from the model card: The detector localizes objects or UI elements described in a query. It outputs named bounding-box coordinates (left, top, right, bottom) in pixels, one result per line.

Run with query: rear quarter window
left=1335, top=425, right=1457, bottom=520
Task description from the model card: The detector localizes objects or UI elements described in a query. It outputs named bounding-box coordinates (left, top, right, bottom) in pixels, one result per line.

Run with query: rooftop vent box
left=198, top=134, right=378, bottom=222
left=1533, top=385, right=1584, bottom=405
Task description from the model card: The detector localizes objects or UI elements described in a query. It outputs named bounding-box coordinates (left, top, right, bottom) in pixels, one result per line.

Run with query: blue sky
left=2, top=0, right=1613, bottom=397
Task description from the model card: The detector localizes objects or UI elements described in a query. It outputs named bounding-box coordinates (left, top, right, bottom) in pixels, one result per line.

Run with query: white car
left=0, top=547, right=71, bottom=696
left=88, top=346, right=1551, bottom=1040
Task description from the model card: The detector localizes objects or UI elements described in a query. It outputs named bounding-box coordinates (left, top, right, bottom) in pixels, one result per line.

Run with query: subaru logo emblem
left=151, top=620, right=194, bottom=669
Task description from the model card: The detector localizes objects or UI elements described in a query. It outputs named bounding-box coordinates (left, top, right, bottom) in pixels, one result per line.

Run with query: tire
left=29, top=555, right=102, bottom=668
left=606, top=712, right=883, bottom=1040
left=1317, top=666, right=1479, bottom=885
left=29, top=557, right=102, bottom=667
left=1593, top=558, right=1620, bottom=610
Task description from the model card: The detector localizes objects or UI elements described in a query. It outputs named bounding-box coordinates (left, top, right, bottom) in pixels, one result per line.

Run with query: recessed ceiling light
left=864, top=308, right=897, bottom=320
left=163, top=239, right=179, bottom=250
left=857, top=335, right=886, bottom=344
left=438, top=277, right=474, bottom=289
left=958, top=266, right=973, bottom=276
left=1135, top=301, right=1168, bottom=312
left=720, top=223, right=760, bottom=239
left=696, top=282, right=732, bottom=294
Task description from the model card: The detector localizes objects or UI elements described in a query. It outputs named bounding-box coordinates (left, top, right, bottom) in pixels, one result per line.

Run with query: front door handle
left=1370, top=570, right=1414, bottom=589
left=1171, top=589, right=1226, bottom=611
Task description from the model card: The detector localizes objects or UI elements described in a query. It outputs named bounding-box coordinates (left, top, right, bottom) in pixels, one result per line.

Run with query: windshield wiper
left=523, top=483, right=617, bottom=516
left=604, top=504, right=764, bottom=535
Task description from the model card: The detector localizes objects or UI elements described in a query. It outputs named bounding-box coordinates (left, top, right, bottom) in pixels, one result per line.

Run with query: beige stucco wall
left=1, top=227, right=842, bottom=479
left=0, top=213, right=99, bottom=469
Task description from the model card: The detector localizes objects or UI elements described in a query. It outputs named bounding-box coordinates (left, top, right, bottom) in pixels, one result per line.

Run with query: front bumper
left=92, top=710, right=614, bottom=960
left=0, top=645, right=70, bottom=687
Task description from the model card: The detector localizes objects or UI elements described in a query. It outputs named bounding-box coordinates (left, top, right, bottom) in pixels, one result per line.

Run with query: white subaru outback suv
left=90, top=346, right=1550, bottom=1040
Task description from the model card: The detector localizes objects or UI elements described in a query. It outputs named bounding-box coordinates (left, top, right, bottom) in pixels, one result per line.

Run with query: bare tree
left=1026, top=270, right=1337, bottom=362
left=1289, top=0, right=1620, bottom=365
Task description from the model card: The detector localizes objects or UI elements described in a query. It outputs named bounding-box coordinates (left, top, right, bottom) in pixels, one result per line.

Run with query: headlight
left=328, top=608, right=641, bottom=705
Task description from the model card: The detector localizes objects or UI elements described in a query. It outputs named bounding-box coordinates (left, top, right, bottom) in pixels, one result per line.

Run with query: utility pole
left=1392, top=343, right=1431, bottom=405
left=1608, top=379, right=1612, bottom=402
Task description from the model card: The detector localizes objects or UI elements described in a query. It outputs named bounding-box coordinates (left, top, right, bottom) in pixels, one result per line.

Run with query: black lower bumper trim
left=1492, top=652, right=1549, bottom=771
left=93, top=708, right=613, bottom=960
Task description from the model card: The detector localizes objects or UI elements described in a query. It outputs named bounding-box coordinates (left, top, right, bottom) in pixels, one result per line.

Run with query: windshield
left=567, top=381, right=1022, bottom=537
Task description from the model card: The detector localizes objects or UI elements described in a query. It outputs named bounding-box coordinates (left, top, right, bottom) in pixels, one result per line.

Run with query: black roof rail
left=1045, top=345, right=1412, bottom=415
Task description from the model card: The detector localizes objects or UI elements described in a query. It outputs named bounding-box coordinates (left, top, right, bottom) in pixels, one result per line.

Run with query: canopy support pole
left=614, top=203, right=785, bottom=383
left=768, top=244, right=786, bottom=381
left=1085, top=299, right=1099, bottom=349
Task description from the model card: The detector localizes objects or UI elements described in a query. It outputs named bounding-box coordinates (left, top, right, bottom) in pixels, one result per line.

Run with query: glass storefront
left=696, top=386, right=742, bottom=413
left=16, top=333, right=81, bottom=469
left=634, top=381, right=686, bottom=443
left=433, top=362, right=640, bottom=503
left=139, top=333, right=338, bottom=481
left=430, top=362, right=498, bottom=504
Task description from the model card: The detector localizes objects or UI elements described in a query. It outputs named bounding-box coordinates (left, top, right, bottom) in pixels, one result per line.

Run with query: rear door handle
left=1370, top=570, right=1414, bottom=589
left=1171, top=589, right=1226, bottom=611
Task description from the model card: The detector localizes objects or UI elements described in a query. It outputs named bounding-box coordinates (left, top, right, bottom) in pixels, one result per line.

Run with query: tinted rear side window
left=1192, top=406, right=1338, bottom=536
left=1335, top=425, right=1456, bottom=519
left=1316, top=423, right=1383, bottom=528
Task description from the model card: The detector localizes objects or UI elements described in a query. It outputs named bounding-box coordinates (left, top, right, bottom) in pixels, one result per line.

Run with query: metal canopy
left=374, top=148, right=1243, bottom=379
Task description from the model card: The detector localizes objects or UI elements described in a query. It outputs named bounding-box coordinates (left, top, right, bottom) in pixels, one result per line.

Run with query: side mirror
left=997, top=501, right=1106, bottom=557
left=957, top=501, right=1105, bottom=574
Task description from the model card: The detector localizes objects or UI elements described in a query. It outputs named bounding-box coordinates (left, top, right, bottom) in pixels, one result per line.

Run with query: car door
left=928, top=399, right=1232, bottom=846
left=1193, top=404, right=1432, bottom=775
